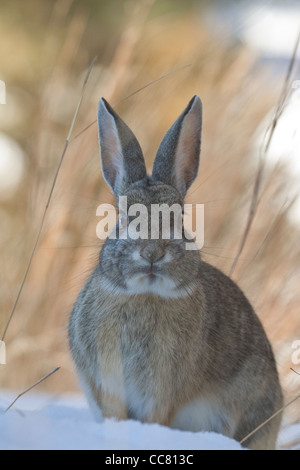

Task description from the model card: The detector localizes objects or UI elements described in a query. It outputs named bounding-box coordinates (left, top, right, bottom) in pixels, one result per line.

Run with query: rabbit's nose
left=140, top=243, right=165, bottom=263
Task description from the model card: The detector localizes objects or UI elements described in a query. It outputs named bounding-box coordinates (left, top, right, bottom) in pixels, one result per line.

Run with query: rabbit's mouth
left=100, top=265, right=193, bottom=298
left=136, top=262, right=164, bottom=281
left=137, top=267, right=160, bottom=282
left=147, top=263, right=156, bottom=279
left=123, top=264, right=193, bottom=298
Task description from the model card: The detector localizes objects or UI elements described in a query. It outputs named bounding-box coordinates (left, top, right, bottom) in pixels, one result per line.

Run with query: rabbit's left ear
left=97, top=98, right=147, bottom=197
left=152, top=95, right=202, bottom=198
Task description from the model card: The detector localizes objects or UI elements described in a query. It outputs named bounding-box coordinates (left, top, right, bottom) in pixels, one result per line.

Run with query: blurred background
left=0, top=0, right=299, bottom=431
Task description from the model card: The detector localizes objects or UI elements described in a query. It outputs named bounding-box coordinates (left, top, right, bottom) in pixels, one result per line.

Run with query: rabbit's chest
left=97, top=308, right=177, bottom=419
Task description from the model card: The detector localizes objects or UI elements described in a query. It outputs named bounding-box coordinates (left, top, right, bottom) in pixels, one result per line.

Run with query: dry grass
left=0, top=1, right=299, bottom=434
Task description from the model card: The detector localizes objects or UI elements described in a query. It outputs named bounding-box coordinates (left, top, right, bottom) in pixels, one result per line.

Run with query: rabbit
left=69, top=95, right=283, bottom=450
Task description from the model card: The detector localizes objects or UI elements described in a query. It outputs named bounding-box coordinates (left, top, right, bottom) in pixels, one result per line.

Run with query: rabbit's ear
left=152, top=95, right=202, bottom=198
left=97, top=98, right=147, bottom=196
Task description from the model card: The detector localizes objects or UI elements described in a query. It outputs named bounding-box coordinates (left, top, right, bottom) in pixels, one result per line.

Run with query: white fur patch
left=171, top=397, right=235, bottom=436
left=80, top=377, right=103, bottom=423
left=125, top=274, right=190, bottom=298
left=96, top=373, right=155, bottom=421
left=131, top=249, right=145, bottom=262
left=125, top=380, right=156, bottom=420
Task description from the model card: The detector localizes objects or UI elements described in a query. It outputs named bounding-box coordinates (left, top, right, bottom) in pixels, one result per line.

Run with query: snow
left=278, top=423, right=300, bottom=451
left=0, top=391, right=299, bottom=450
left=0, top=391, right=244, bottom=450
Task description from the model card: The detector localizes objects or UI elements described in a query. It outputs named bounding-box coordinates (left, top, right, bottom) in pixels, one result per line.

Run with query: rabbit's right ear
left=152, top=96, right=202, bottom=198
left=97, top=98, right=147, bottom=197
